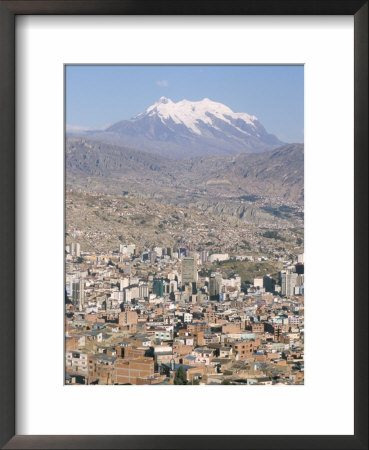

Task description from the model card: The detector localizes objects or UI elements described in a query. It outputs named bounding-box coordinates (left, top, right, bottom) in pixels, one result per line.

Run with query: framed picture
left=0, top=1, right=367, bottom=449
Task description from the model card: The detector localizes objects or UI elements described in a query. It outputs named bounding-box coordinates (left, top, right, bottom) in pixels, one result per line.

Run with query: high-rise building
left=181, top=256, right=197, bottom=285
left=153, top=279, right=164, bottom=297
left=200, top=250, right=209, bottom=265
left=191, top=281, right=197, bottom=295
left=296, top=274, right=304, bottom=286
left=124, top=289, right=132, bottom=303
left=209, top=273, right=222, bottom=298
left=120, top=278, right=129, bottom=291
left=280, top=271, right=298, bottom=297
left=71, top=279, right=84, bottom=310
left=169, top=280, right=178, bottom=293
left=149, top=251, right=157, bottom=265
left=139, top=283, right=149, bottom=298
left=69, top=242, right=81, bottom=257
left=263, top=275, right=275, bottom=292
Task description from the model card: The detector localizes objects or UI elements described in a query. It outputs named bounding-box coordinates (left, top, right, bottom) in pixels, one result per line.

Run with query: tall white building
left=139, top=283, right=149, bottom=298
left=169, top=280, right=178, bottom=293
left=200, top=250, right=209, bottom=265
left=281, top=271, right=298, bottom=297
left=181, top=256, right=197, bottom=285
left=68, top=242, right=81, bottom=257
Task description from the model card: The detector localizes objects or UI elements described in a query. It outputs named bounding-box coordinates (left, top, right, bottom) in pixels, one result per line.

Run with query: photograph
left=1, top=1, right=366, bottom=447
left=65, top=64, right=304, bottom=386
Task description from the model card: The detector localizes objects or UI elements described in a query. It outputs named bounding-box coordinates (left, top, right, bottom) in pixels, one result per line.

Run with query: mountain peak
left=157, top=96, right=171, bottom=104
left=138, top=97, right=260, bottom=136
left=100, top=97, right=284, bottom=158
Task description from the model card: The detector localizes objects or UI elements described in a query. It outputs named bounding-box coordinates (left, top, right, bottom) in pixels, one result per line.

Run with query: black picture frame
left=0, top=1, right=367, bottom=449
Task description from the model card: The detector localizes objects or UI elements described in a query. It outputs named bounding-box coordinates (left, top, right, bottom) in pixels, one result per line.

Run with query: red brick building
left=115, top=358, right=154, bottom=384
left=231, top=341, right=257, bottom=360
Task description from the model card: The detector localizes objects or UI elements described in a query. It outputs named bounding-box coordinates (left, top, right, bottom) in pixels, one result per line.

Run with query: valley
left=66, top=138, right=304, bottom=228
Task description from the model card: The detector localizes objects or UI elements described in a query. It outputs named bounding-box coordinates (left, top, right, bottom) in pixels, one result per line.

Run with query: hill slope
left=66, top=138, right=303, bottom=226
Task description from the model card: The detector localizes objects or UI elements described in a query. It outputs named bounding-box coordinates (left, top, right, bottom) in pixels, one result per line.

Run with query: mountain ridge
left=69, top=97, right=284, bottom=159
left=66, top=138, right=304, bottom=227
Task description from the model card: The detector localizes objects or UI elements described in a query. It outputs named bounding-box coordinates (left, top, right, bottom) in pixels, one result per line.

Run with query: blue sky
left=66, top=65, right=304, bottom=143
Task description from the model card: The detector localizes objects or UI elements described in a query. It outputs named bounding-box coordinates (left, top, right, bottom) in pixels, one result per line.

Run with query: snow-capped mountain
left=135, top=97, right=259, bottom=135
left=81, top=97, right=283, bottom=159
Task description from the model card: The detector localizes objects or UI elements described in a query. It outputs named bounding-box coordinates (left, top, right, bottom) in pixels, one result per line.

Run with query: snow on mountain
left=81, top=97, right=283, bottom=159
left=138, top=97, right=258, bottom=136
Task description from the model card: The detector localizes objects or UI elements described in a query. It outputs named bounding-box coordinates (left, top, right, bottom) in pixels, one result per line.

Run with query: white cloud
left=156, top=80, right=169, bottom=87
left=66, top=124, right=91, bottom=133
left=66, top=122, right=113, bottom=133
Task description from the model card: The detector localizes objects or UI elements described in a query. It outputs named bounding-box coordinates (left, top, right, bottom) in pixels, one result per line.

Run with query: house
left=65, top=350, right=90, bottom=375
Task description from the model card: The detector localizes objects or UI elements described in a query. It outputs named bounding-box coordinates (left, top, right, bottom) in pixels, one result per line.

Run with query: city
left=65, top=238, right=304, bottom=385
left=65, top=66, right=304, bottom=386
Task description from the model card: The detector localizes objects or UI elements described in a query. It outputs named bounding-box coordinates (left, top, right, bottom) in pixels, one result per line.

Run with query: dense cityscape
left=65, top=82, right=304, bottom=386
left=65, top=239, right=304, bottom=385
